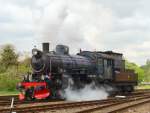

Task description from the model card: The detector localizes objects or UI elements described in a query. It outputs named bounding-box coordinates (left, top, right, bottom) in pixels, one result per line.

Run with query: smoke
left=34, top=0, right=113, bottom=52
left=60, top=78, right=111, bottom=101
left=32, top=1, right=113, bottom=100
left=63, top=84, right=109, bottom=101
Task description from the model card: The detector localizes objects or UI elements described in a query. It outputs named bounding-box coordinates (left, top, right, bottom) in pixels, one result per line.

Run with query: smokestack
left=42, top=42, right=49, bottom=53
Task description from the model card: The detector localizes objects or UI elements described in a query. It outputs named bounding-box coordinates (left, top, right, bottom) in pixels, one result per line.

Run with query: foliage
left=0, top=65, right=6, bottom=73
left=136, top=85, right=150, bottom=89
left=141, top=59, right=150, bottom=82
left=0, top=66, right=20, bottom=90
left=146, top=59, right=150, bottom=65
left=18, top=58, right=32, bottom=77
left=125, top=60, right=145, bottom=83
left=0, top=90, right=19, bottom=96
left=0, top=44, right=31, bottom=91
left=0, top=44, right=18, bottom=69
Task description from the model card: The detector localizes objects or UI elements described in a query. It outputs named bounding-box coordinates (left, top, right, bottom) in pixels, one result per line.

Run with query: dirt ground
left=121, top=102, right=150, bottom=113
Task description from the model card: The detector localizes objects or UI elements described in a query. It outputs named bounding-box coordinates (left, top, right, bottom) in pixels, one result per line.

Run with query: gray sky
left=0, top=0, right=150, bottom=65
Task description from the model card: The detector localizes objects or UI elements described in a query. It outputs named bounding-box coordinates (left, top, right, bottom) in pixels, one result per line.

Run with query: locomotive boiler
left=17, top=43, right=138, bottom=100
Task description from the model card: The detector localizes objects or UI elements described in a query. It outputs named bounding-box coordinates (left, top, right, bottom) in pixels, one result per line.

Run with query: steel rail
left=76, top=95, right=150, bottom=113
left=1, top=93, right=150, bottom=113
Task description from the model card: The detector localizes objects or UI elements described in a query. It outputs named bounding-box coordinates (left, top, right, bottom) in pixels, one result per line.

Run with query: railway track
left=0, top=91, right=147, bottom=107
left=0, top=92, right=150, bottom=113
left=77, top=95, right=150, bottom=113
left=0, top=89, right=150, bottom=113
left=108, top=99, right=150, bottom=113
left=0, top=98, right=127, bottom=113
left=0, top=99, right=65, bottom=106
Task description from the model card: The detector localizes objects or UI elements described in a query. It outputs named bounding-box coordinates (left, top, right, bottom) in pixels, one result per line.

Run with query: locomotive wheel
left=115, top=86, right=125, bottom=94
left=121, top=86, right=129, bottom=94
left=117, top=85, right=133, bottom=94
left=25, top=87, right=35, bottom=101
left=125, top=85, right=134, bottom=92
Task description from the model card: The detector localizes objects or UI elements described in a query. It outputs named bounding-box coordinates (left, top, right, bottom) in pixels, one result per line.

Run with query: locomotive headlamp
left=33, top=50, right=38, bottom=55
left=32, top=49, right=38, bottom=56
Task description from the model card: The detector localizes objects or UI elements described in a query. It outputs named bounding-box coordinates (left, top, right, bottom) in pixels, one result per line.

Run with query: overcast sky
left=0, top=0, right=150, bottom=65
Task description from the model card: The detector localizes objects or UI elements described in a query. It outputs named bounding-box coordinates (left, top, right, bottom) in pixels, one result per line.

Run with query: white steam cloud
left=60, top=78, right=111, bottom=101
left=34, top=0, right=112, bottom=52
left=32, top=0, right=114, bottom=101
left=33, top=0, right=112, bottom=101
left=63, top=84, right=109, bottom=101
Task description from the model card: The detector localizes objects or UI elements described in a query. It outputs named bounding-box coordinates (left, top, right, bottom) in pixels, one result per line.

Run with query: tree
left=0, top=44, right=18, bottom=68
left=125, top=60, right=145, bottom=83
left=141, top=59, right=150, bottom=82
left=146, top=59, right=150, bottom=66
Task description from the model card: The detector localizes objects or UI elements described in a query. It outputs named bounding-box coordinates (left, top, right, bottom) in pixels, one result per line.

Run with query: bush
left=141, top=59, right=150, bottom=82
left=0, top=64, right=6, bottom=73
left=0, top=44, right=31, bottom=91
left=0, top=68, right=19, bottom=91
left=0, top=44, right=18, bottom=68
left=0, top=62, right=31, bottom=91
left=125, top=60, right=145, bottom=83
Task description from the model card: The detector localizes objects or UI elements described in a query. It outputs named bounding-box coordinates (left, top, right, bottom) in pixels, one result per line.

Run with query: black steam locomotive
left=18, top=43, right=137, bottom=100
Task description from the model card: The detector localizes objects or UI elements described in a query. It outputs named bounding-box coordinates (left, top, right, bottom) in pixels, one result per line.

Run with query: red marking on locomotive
left=21, top=82, right=47, bottom=89
left=19, top=82, right=50, bottom=100
left=19, top=93, right=25, bottom=100
left=34, top=89, right=50, bottom=99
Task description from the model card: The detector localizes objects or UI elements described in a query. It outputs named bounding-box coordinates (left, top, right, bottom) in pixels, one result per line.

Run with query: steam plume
left=33, top=1, right=113, bottom=100
left=34, top=0, right=112, bottom=52
left=64, top=84, right=109, bottom=101
left=60, top=78, right=111, bottom=101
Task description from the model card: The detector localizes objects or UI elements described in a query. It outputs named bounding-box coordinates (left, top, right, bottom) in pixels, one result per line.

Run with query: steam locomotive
left=17, top=43, right=138, bottom=100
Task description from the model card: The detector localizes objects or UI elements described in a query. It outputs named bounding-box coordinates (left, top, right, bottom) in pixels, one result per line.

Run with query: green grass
left=136, top=85, right=150, bottom=89
left=0, top=90, right=19, bottom=96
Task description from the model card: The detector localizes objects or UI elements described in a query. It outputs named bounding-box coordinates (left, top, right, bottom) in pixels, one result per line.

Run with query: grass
left=136, top=85, right=150, bottom=89
left=0, top=90, right=19, bottom=96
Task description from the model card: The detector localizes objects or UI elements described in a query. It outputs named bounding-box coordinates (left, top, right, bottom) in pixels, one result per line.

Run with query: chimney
left=42, top=42, right=49, bottom=53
